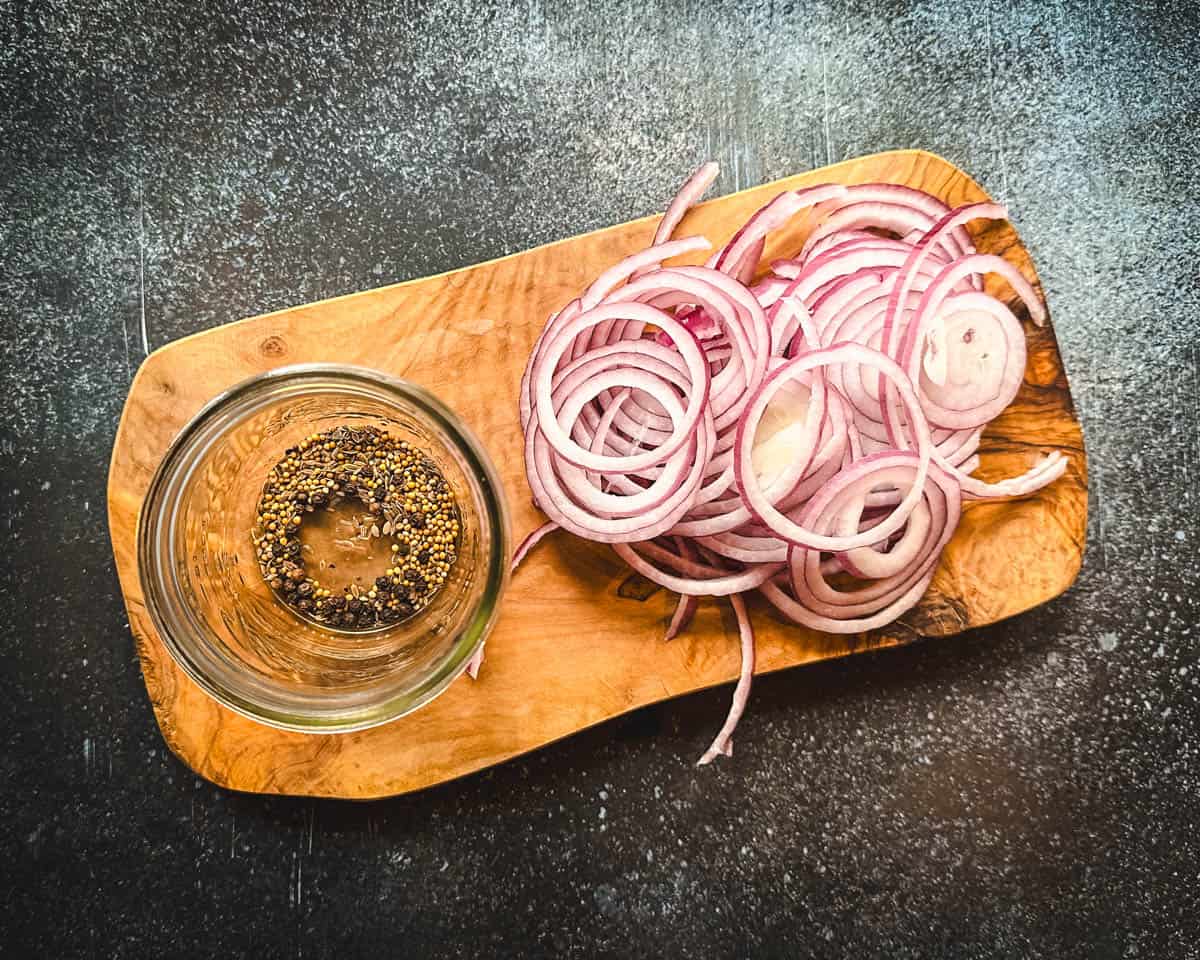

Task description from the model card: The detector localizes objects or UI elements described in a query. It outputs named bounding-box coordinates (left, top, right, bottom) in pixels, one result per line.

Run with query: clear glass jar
left=138, top=364, right=509, bottom=733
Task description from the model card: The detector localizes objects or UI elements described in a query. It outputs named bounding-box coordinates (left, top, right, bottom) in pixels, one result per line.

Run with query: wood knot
left=260, top=335, right=287, bottom=358
left=617, top=573, right=660, bottom=602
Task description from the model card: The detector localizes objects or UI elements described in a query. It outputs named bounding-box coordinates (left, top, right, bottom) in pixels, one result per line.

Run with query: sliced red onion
left=709, top=184, right=849, bottom=280
left=799, top=202, right=937, bottom=260
left=697, top=593, right=755, bottom=765
left=665, top=537, right=700, bottom=640
left=612, top=541, right=783, bottom=597
left=666, top=593, right=699, bottom=640
left=649, top=163, right=719, bottom=247
left=802, top=182, right=978, bottom=270
left=465, top=644, right=485, bottom=680
left=511, top=521, right=560, bottom=573
left=511, top=163, right=1067, bottom=765
left=913, top=292, right=1027, bottom=430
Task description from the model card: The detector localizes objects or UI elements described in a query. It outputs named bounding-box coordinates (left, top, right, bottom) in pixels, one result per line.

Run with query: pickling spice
left=252, top=425, right=460, bottom=629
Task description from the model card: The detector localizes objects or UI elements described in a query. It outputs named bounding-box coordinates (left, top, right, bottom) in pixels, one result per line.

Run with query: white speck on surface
left=1098, top=632, right=1120, bottom=653
left=1175, top=530, right=1186, bottom=541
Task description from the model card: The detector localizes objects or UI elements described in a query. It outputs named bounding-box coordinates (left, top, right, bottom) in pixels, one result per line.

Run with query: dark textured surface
left=2, top=0, right=1198, bottom=956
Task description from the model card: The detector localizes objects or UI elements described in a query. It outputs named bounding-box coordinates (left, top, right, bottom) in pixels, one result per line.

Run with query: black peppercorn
left=375, top=576, right=392, bottom=591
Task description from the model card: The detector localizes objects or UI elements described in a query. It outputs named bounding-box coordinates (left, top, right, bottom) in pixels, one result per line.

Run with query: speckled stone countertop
left=2, top=1, right=1197, bottom=957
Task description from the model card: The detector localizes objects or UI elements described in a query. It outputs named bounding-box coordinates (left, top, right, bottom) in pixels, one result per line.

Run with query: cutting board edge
left=150, top=623, right=920, bottom=801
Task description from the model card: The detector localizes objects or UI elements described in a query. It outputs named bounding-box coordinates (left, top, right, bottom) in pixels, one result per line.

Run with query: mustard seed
left=253, top=424, right=461, bottom=631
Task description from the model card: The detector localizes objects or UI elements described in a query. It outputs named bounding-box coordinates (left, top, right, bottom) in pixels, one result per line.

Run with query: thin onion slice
left=697, top=593, right=755, bottom=765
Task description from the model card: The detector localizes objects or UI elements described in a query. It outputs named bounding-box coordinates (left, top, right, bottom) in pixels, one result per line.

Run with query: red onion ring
left=734, top=344, right=933, bottom=551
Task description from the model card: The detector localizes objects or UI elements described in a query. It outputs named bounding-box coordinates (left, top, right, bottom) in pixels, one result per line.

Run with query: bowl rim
left=136, top=362, right=510, bottom=734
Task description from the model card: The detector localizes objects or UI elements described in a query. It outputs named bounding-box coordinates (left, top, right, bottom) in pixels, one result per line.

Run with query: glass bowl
left=137, top=364, right=510, bottom=733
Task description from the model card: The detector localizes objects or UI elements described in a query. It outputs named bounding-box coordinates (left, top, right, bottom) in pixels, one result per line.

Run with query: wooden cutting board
left=107, top=150, right=1087, bottom=799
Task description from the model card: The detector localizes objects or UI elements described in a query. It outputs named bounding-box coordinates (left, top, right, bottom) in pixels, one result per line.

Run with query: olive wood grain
left=107, top=150, right=1087, bottom=798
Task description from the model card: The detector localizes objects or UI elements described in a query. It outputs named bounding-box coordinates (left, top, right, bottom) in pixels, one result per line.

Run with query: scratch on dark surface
left=1190, top=341, right=1200, bottom=473
left=290, top=851, right=302, bottom=909
left=138, top=180, right=149, bottom=356
left=820, top=42, right=832, bottom=169
left=119, top=297, right=132, bottom=380
left=1092, top=465, right=1108, bottom=572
